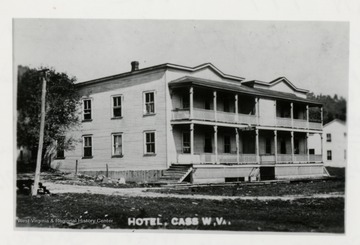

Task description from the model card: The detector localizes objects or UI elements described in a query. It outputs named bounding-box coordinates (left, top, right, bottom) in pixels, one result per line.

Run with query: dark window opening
left=183, top=132, right=191, bottom=153
left=83, top=99, right=92, bottom=120
left=265, top=138, right=271, bottom=154
left=224, top=135, right=231, bottom=153
left=204, top=135, right=212, bottom=153
left=280, top=140, right=286, bottom=154
left=294, top=139, right=300, bottom=154
left=113, top=96, right=122, bottom=117
left=205, top=100, right=211, bottom=110
left=327, top=150, right=332, bottom=160
left=83, top=136, right=92, bottom=157
left=145, top=132, right=155, bottom=154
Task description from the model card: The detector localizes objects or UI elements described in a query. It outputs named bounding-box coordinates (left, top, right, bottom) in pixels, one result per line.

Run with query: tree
left=17, top=66, right=81, bottom=168
left=307, top=92, right=347, bottom=125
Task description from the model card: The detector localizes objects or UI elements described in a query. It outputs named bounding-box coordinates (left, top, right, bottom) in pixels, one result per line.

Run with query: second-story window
left=326, top=133, right=332, bottom=142
left=112, top=96, right=122, bottom=118
left=144, top=91, right=155, bottom=115
left=83, top=99, right=92, bottom=120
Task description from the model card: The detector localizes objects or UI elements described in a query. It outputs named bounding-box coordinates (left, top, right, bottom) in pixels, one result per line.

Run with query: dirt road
left=42, top=181, right=344, bottom=201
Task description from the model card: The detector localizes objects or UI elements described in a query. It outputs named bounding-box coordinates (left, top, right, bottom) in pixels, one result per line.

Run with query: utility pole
left=32, top=69, right=49, bottom=196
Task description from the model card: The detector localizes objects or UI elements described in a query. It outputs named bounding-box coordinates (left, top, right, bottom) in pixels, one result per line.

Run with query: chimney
left=131, top=61, right=139, bottom=72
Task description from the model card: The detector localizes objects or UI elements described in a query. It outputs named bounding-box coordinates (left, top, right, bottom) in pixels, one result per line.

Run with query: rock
left=117, top=177, right=126, bottom=184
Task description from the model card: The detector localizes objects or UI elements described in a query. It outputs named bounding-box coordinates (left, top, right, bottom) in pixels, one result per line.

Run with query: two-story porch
left=167, top=77, right=326, bottom=182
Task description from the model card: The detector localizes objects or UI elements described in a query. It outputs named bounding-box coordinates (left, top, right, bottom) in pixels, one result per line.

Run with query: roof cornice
left=76, top=62, right=245, bottom=87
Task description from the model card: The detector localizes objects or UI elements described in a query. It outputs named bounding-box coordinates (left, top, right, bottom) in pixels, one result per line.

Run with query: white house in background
left=323, top=119, right=347, bottom=167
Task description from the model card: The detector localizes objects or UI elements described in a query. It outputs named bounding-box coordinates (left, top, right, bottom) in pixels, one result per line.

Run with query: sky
left=13, top=19, right=349, bottom=98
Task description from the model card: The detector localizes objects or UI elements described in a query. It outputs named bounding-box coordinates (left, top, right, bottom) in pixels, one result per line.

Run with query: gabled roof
left=169, top=76, right=321, bottom=106
left=242, top=77, right=309, bottom=93
left=76, top=62, right=245, bottom=87
left=323, top=118, right=346, bottom=127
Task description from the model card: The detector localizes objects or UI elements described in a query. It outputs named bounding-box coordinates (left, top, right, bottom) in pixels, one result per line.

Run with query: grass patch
left=16, top=193, right=344, bottom=232
left=147, top=179, right=344, bottom=197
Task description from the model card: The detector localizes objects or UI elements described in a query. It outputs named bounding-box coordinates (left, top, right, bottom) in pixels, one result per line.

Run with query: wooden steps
left=156, top=165, right=193, bottom=184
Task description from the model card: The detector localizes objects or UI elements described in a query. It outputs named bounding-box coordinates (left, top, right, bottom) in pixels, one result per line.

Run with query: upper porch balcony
left=170, top=86, right=323, bottom=130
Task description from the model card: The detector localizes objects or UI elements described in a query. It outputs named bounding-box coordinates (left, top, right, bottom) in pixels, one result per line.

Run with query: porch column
left=255, top=97, right=259, bottom=125
left=320, top=106, right=323, bottom=128
left=189, top=86, right=194, bottom=119
left=235, top=128, right=240, bottom=164
left=306, top=132, right=310, bottom=163
left=290, top=102, right=294, bottom=128
left=274, top=130, right=277, bottom=164
left=274, top=100, right=277, bottom=126
left=291, top=131, right=294, bottom=162
left=320, top=133, right=323, bottom=162
left=235, top=94, right=238, bottom=123
left=306, top=105, right=309, bottom=129
left=214, top=125, right=218, bottom=164
left=190, top=123, right=194, bottom=155
left=213, top=91, right=217, bottom=122
left=255, top=129, right=260, bottom=164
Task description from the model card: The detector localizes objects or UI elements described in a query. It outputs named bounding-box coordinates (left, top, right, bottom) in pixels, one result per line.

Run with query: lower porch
left=172, top=124, right=323, bottom=165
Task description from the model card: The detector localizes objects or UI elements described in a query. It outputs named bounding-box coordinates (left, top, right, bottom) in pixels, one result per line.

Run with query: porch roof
left=169, top=76, right=322, bottom=106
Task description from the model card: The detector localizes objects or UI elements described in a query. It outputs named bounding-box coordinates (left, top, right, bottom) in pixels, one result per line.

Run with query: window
left=112, top=133, right=123, bottom=157
left=266, top=138, right=271, bottom=154
left=83, top=136, right=92, bottom=158
left=224, top=135, right=231, bottom=153
left=144, top=131, right=156, bottom=154
left=327, top=150, right=332, bottom=161
left=205, top=100, right=211, bottom=110
left=112, top=96, right=122, bottom=118
left=182, top=132, right=191, bottom=153
left=182, top=95, right=189, bottom=109
left=83, top=99, right=92, bottom=120
left=223, top=98, right=230, bottom=112
left=309, top=149, right=315, bottom=155
left=56, top=136, right=65, bottom=159
left=144, top=91, right=155, bottom=115
left=280, top=140, right=286, bottom=154
left=326, top=133, right=331, bottom=142
left=204, top=135, right=212, bottom=153
left=294, top=139, right=299, bottom=154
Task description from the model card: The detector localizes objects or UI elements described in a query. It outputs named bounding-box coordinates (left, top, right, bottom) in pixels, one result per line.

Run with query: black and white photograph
left=2, top=0, right=360, bottom=244
left=14, top=19, right=348, bottom=232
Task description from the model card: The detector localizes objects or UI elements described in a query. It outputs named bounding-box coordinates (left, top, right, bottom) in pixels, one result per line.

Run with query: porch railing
left=309, top=122, right=322, bottom=130
left=172, top=109, right=190, bottom=120
left=309, top=154, right=322, bottom=162
left=294, top=154, right=308, bottom=162
left=293, top=119, right=307, bottom=129
left=276, top=117, right=292, bottom=127
left=217, top=111, right=236, bottom=124
left=193, top=108, right=215, bottom=121
left=260, top=155, right=276, bottom=164
left=277, top=154, right=292, bottom=163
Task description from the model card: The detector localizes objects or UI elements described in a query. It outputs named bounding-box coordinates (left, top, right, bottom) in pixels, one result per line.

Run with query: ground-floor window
left=144, top=131, right=156, bottom=155
left=265, top=137, right=271, bottom=154
left=224, top=135, right=231, bottom=153
left=280, top=140, right=286, bottom=154
left=83, top=135, right=92, bottom=158
left=182, top=132, right=191, bottom=153
left=112, top=133, right=123, bottom=157
left=327, top=150, right=332, bottom=161
left=204, top=134, right=212, bottom=153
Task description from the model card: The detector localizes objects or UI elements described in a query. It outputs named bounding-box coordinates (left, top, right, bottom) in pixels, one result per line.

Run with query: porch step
left=157, top=165, right=193, bottom=184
